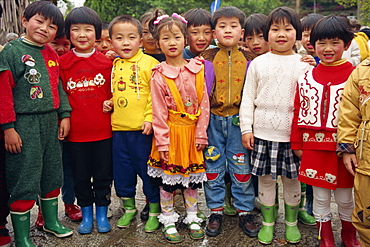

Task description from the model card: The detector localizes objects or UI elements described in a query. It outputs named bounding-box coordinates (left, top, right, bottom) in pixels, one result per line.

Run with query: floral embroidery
left=148, top=157, right=206, bottom=175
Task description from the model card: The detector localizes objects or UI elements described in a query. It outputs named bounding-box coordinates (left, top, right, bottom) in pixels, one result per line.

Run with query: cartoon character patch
left=30, top=86, right=43, bottom=99
left=232, top=153, right=245, bottom=163
left=22, top=55, right=35, bottom=67
left=24, top=69, right=41, bottom=84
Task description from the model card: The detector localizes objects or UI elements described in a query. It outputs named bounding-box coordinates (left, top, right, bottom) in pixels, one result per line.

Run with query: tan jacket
left=338, top=58, right=370, bottom=176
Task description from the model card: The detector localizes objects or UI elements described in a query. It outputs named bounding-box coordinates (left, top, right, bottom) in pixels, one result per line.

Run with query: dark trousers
left=69, top=138, right=113, bottom=207
left=113, top=131, right=159, bottom=203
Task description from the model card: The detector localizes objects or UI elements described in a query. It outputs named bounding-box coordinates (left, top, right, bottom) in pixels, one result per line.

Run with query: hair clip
left=153, top=14, right=169, bottom=25
left=171, top=13, right=188, bottom=24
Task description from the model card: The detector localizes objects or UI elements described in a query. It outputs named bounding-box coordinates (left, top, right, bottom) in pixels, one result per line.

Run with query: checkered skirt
left=251, top=137, right=300, bottom=180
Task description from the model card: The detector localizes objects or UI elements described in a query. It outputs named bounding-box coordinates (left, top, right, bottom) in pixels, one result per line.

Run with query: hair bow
left=171, top=13, right=188, bottom=24
left=153, top=14, right=169, bottom=25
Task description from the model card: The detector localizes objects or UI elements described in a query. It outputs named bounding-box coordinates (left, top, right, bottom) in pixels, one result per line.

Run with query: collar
left=158, top=56, right=203, bottom=79
left=73, top=48, right=95, bottom=58
left=114, top=49, right=144, bottom=64
left=320, top=58, right=347, bottom=66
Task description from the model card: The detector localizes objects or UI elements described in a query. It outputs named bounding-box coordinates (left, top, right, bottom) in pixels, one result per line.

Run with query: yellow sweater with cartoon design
left=111, top=49, right=158, bottom=131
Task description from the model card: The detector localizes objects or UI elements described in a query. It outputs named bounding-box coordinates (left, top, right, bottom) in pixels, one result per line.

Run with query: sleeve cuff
left=336, top=143, right=355, bottom=154
left=59, top=112, right=71, bottom=119
left=1, top=122, right=15, bottom=130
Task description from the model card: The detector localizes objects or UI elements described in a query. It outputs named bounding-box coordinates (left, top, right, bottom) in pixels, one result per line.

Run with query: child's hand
left=142, top=121, right=153, bottom=135
left=196, top=144, right=206, bottom=151
left=105, top=50, right=118, bottom=61
left=59, top=117, right=70, bottom=140
left=343, top=153, right=358, bottom=176
left=4, top=128, right=22, bottom=153
left=301, top=55, right=316, bottom=67
left=103, top=100, right=113, bottom=113
left=160, top=151, right=169, bottom=162
left=293, top=149, right=303, bottom=159
left=242, top=132, right=254, bottom=150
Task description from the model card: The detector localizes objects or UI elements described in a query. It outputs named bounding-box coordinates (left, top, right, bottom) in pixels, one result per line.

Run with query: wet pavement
left=6, top=178, right=346, bottom=247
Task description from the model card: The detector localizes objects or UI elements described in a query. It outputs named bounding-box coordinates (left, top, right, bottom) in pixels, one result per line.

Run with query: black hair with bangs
left=184, top=8, right=212, bottom=28
left=211, top=6, right=245, bottom=30
left=23, top=1, right=64, bottom=37
left=244, top=13, right=267, bottom=39
left=301, top=14, right=324, bottom=32
left=263, top=7, right=302, bottom=42
left=310, top=15, right=354, bottom=49
left=65, top=7, right=102, bottom=40
left=109, top=15, right=142, bottom=38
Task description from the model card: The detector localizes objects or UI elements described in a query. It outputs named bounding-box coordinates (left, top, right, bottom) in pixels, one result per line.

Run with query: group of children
left=0, top=1, right=369, bottom=246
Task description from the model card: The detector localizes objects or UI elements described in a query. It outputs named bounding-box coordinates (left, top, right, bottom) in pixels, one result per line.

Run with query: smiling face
left=158, top=24, right=186, bottom=61
left=245, top=32, right=269, bottom=56
left=315, top=38, right=350, bottom=64
left=268, top=19, right=296, bottom=55
left=111, top=22, right=142, bottom=59
left=187, top=24, right=213, bottom=56
left=69, top=23, right=96, bottom=53
left=301, top=29, right=315, bottom=56
left=22, top=14, right=58, bottom=45
left=213, top=17, right=244, bottom=51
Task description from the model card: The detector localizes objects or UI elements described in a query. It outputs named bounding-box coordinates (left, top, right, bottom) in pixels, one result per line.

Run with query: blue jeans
left=204, top=113, right=254, bottom=212
left=61, top=141, right=75, bottom=205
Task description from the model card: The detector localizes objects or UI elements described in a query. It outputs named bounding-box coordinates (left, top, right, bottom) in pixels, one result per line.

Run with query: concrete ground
left=6, top=179, right=347, bottom=247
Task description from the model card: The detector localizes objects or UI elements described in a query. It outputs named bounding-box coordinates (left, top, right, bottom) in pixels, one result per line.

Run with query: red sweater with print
left=59, top=50, right=112, bottom=142
left=291, top=61, right=355, bottom=151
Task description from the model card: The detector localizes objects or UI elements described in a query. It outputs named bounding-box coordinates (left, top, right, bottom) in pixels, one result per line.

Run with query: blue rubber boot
left=96, top=205, right=111, bottom=233
left=78, top=205, right=93, bottom=234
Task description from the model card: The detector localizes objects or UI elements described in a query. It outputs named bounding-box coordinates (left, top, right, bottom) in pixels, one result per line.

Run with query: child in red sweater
left=60, top=7, right=113, bottom=234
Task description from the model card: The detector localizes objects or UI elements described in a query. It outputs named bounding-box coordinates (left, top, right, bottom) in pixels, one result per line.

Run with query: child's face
left=158, top=25, right=185, bottom=60
left=111, top=22, right=142, bottom=59
left=268, top=20, right=296, bottom=55
left=245, top=32, right=269, bottom=56
left=94, top=29, right=111, bottom=52
left=22, top=14, right=58, bottom=45
left=49, top=36, right=71, bottom=56
left=70, top=23, right=96, bottom=53
left=142, top=21, right=160, bottom=54
left=213, top=17, right=244, bottom=51
left=187, top=24, right=212, bottom=56
left=301, top=29, right=315, bottom=55
left=315, top=38, right=350, bottom=64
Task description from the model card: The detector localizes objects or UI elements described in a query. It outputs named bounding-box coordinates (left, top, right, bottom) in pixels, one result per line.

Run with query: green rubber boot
left=258, top=205, right=275, bottom=245
left=145, top=202, right=160, bottom=232
left=223, top=182, right=237, bottom=216
left=285, top=203, right=301, bottom=244
left=298, top=183, right=315, bottom=225
left=40, top=197, right=73, bottom=238
left=10, top=210, right=35, bottom=247
left=117, top=197, right=137, bottom=228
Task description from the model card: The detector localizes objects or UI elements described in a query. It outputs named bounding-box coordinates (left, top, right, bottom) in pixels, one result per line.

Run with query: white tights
left=258, top=175, right=301, bottom=206
left=312, top=186, right=353, bottom=222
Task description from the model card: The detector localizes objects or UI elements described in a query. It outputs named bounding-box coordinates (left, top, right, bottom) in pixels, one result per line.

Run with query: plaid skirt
left=251, top=137, right=300, bottom=180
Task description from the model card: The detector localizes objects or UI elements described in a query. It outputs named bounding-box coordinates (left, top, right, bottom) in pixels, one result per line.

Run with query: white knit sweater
left=240, top=52, right=313, bottom=142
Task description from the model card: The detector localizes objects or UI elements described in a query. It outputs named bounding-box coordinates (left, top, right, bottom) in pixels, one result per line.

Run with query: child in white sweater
left=239, top=7, right=312, bottom=245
